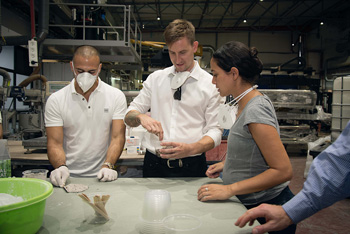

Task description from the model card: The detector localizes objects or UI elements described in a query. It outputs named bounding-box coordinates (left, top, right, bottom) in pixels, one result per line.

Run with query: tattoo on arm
left=126, top=111, right=141, bottom=127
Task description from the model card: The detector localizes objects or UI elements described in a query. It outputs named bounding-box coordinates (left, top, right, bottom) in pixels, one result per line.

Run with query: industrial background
left=0, top=1, right=350, bottom=233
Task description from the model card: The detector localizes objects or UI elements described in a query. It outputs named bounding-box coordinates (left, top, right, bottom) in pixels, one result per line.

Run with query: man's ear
left=70, top=61, right=74, bottom=73
left=98, top=63, right=102, bottom=74
left=193, top=41, right=199, bottom=53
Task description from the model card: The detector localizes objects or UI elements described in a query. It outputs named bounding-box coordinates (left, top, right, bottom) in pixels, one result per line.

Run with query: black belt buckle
left=167, top=158, right=183, bottom=168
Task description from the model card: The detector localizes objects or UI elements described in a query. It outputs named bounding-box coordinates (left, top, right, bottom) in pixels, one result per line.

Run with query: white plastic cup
left=22, top=169, right=48, bottom=180
left=142, top=189, right=171, bottom=222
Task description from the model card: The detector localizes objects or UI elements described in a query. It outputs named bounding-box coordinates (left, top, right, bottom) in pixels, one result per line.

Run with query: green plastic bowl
left=0, top=178, right=53, bottom=234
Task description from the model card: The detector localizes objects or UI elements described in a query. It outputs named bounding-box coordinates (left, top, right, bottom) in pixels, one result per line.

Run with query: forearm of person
left=105, top=136, right=125, bottom=165
left=187, top=136, right=215, bottom=156
left=47, top=143, right=66, bottom=168
left=124, top=110, right=142, bottom=127
left=228, top=168, right=292, bottom=196
left=46, top=127, right=66, bottom=168
left=104, top=119, right=126, bottom=165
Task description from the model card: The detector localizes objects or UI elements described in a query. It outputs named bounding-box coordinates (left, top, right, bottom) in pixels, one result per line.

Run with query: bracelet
left=57, top=164, right=67, bottom=169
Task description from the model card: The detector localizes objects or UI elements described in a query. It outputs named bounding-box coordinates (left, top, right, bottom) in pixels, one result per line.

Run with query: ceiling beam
left=298, top=0, right=348, bottom=32
left=233, top=0, right=259, bottom=28
left=251, top=0, right=278, bottom=27
left=197, top=0, right=210, bottom=28
left=265, top=0, right=307, bottom=30
left=216, top=0, right=234, bottom=28
left=131, top=0, right=143, bottom=26
left=181, top=0, right=185, bottom=18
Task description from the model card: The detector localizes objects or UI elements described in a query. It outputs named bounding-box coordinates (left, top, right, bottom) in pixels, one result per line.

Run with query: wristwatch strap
left=102, top=162, right=114, bottom=169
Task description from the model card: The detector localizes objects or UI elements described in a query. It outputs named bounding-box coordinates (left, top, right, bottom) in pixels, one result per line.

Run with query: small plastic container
left=22, top=169, right=48, bottom=180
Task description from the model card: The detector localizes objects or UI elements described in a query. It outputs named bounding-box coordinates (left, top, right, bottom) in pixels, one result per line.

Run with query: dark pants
left=143, top=150, right=207, bottom=177
left=244, top=186, right=297, bottom=234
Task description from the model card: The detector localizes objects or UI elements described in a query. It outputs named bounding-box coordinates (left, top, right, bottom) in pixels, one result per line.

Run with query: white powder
left=0, top=193, right=24, bottom=206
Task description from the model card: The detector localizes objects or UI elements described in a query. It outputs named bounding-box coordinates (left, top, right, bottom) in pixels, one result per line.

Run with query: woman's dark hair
left=212, top=41, right=263, bottom=84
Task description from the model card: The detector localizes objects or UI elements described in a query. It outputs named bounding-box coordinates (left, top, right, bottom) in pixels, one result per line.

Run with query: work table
left=38, top=177, right=259, bottom=233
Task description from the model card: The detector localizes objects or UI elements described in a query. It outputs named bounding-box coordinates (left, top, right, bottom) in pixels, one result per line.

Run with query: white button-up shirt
left=126, top=61, right=223, bottom=155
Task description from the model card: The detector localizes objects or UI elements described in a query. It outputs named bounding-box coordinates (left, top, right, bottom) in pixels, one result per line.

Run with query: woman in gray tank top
left=197, top=41, right=296, bottom=234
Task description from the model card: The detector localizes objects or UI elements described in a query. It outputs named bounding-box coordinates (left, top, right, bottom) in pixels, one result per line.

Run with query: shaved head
left=73, top=45, right=100, bottom=63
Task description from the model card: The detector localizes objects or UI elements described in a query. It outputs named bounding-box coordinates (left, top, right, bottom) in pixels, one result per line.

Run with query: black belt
left=146, top=150, right=204, bottom=169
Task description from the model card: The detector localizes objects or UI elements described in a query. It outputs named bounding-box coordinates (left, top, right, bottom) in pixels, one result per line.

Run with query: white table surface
left=38, top=177, right=259, bottom=234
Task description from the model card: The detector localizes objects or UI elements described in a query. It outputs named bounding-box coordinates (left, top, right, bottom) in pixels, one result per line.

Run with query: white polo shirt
left=45, top=78, right=127, bottom=177
left=126, top=61, right=223, bottom=155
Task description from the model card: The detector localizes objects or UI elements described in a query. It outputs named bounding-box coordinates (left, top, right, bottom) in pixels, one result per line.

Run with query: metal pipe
left=324, top=52, right=349, bottom=82
left=30, top=0, right=36, bottom=38
left=0, top=0, right=49, bottom=46
left=18, top=74, right=48, bottom=89
left=37, top=0, right=49, bottom=43
left=0, top=68, right=11, bottom=88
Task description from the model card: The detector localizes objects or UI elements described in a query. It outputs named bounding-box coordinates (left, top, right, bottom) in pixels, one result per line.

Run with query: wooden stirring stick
left=78, top=193, right=110, bottom=220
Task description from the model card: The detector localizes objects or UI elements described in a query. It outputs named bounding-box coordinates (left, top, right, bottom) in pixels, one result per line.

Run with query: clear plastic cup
left=163, top=214, right=202, bottom=233
left=150, top=134, right=162, bottom=156
left=141, top=189, right=171, bottom=222
left=155, top=139, right=174, bottom=157
left=136, top=218, right=165, bottom=234
left=22, top=169, right=48, bottom=180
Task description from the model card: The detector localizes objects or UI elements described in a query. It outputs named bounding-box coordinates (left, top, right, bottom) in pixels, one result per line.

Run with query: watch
left=102, top=162, right=114, bottom=169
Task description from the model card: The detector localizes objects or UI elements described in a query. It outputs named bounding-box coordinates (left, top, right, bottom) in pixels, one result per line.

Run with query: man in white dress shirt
left=124, top=19, right=222, bottom=177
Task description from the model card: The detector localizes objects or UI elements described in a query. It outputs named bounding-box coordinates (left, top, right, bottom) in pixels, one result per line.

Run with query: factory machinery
left=0, top=69, right=47, bottom=141
left=0, top=1, right=333, bottom=153
left=259, top=89, right=331, bottom=146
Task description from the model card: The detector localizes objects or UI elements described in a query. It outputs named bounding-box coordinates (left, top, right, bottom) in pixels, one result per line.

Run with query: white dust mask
left=218, top=85, right=258, bottom=129
left=72, top=62, right=99, bottom=93
left=171, top=71, right=190, bottom=89
left=76, top=72, right=97, bottom=93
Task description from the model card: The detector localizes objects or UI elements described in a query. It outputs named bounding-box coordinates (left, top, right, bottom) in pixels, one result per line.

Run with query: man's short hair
left=163, top=19, right=195, bottom=46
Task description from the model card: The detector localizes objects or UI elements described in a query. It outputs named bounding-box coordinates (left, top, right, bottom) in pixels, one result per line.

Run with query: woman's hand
left=197, top=184, right=234, bottom=202
left=206, top=162, right=224, bottom=178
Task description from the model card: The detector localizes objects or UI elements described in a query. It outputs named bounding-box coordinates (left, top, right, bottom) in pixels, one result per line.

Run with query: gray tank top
left=222, top=95, right=289, bottom=205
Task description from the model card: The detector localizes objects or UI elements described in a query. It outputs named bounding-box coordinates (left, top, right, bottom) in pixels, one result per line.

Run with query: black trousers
left=142, top=150, right=207, bottom=177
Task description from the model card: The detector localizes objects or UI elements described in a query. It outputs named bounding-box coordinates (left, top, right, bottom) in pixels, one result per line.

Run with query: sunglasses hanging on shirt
left=174, top=86, right=182, bottom=100
left=171, top=71, right=190, bottom=101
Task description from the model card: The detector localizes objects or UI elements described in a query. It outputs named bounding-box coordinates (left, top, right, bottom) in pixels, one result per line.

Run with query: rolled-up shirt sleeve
left=203, top=89, right=224, bottom=147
